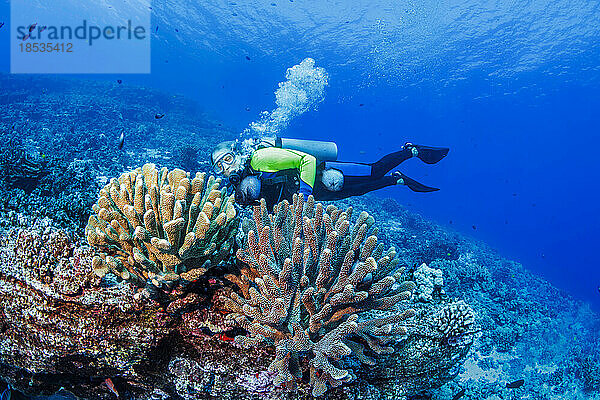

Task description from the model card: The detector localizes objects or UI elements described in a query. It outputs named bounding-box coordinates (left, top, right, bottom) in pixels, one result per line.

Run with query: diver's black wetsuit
left=233, top=144, right=447, bottom=209
left=312, top=148, right=413, bottom=201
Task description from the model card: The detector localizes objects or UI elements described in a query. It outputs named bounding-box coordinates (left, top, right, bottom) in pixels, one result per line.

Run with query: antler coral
left=221, top=194, right=416, bottom=396
left=86, top=163, right=237, bottom=294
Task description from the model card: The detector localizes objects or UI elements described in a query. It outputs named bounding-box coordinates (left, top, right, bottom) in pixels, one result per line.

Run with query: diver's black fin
left=394, top=171, right=439, bottom=192
left=406, top=143, right=449, bottom=164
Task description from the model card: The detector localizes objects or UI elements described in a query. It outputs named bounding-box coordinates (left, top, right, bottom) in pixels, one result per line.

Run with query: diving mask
left=212, top=152, right=236, bottom=174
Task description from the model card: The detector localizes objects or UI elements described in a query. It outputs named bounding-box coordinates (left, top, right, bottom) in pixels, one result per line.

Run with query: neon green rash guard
left=250, top=147, right=317, bottom=196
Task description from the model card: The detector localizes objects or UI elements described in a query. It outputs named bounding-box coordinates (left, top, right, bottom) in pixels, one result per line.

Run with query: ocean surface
left=1, top=0, right=600, bottom=399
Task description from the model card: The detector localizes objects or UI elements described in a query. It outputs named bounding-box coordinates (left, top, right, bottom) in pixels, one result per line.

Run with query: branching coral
left=434, top=301, right=475, bottom=340
left=220, top=194, right=416, bottom=396
left=86, top=163, right=237, bottom=295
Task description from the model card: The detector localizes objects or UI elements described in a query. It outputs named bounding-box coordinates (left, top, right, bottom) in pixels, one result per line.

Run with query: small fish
left=359, top=103, right=365, bottom=107
left=118, top=130, right=125, bottom=150
left=0, top=22, right=5, bottom=30
left=506, top=379, right=524, bottom=389
left=449, top=220, right=453, bottom=224
left=155, top=26, right=159, bottom=32
left=472, top=225, right=477, bottom=230
left=104, top=378, right=119, bottom=398
left=245, top=55, right=251, bottom=60
left=154, top=113, right=165, bottom=119
left=245, top=107, right=250, bottom=111
left=10, top=123, right=15, bottom=130
left=28, top=23, right=37, bottom=32
left=22, top=34, right=30, bottom=41
left=117, top=79, right=122, bottom=84
left=597, top=286, right=600, bottom=294
left=175, top=28, right=179, bottom=32
left=452, top=388, right=466, bottom=400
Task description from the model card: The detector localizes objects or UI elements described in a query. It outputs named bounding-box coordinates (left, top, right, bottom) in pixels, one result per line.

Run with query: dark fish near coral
left=117, top=79, right=122, bottom=84
left=0, top=22, right=5, bottom=30
left=472, top=225, right=477, bottom=230
left=359, top=103, right=365, bottom=106
left=155, top=26, right=159, bottom=32
left=452, top=388, right=466, bottom=400
left=118, top=130, right=125, bottom=150
left=245, top=55, right=251, bottom=60
left=155, top=113, right=165, bottom=119
left=28, top=23, right=37, bottom=32
left=104, top=378, right=119, bottom=398
left=506, top=379, right=525, bottom=389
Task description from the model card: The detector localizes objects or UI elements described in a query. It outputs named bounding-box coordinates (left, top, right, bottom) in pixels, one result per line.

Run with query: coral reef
left=0, top=223, right=269, bottom=400
left=0, top=215, right=474, bottom=400
left=174, top=144, right=201, bottom=174
left=413, top=262, right=444, bottom=302
left=86, top=163, right=237, bottom=298
left=220, top=195, right=417, bottom=396
left=0, top=74, right=235, bottom=236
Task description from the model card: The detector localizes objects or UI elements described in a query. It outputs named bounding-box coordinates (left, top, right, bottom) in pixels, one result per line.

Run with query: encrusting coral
left=86, top=163, right=237, bottom=296
left=220, top=194, right=417, bottom=396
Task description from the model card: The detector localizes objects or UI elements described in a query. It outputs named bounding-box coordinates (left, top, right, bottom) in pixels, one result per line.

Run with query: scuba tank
left=258, top=136, right=338, bottom=162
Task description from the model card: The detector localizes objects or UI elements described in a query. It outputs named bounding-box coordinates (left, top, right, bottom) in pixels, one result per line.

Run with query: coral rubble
left=86, top=164, right=237, bottom=298
left=220, top=195, right=418, bottom=396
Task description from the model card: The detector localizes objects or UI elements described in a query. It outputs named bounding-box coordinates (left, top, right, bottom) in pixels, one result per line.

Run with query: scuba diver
left=211, top=137, right=449, bottom=209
